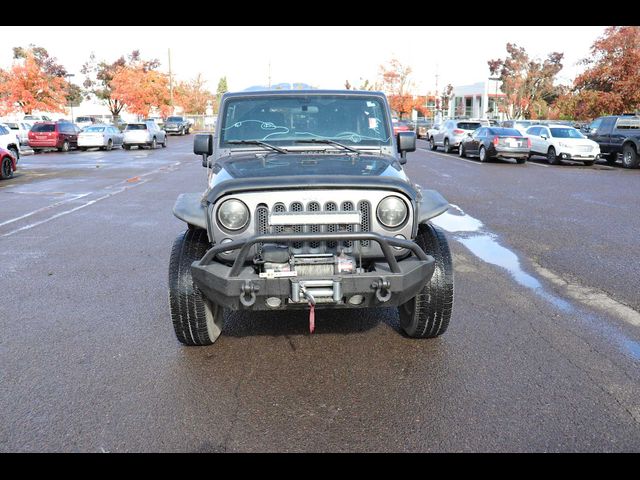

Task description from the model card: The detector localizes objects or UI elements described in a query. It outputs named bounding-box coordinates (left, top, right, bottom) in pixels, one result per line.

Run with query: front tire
left=458, top=143, right=466, bottom=158
left=162, top=135, right=167, bottom=148
left=443, top=138, right=451, bottom=154
left=547, top=146, right=561, bottom=165
left=168, top=229, right=224, bottom=346
left=105, top=139, right=113, bottom=151
left=622, top=144, right=639, bottom=168
left=150, top=138, right=157, bottom=149
left=1, top=156, right=13, bottom=179
left=429, top=137, right=437, bottom=151
left=399, top=224, right=454, bottom=338
left=59, top=140, right=70, bottom=152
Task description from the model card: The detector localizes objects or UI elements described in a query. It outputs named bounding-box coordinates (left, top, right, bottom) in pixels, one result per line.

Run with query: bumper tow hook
left=239, top=280, right=258, bottom=307
left=372, top=278, right=392, bottom=303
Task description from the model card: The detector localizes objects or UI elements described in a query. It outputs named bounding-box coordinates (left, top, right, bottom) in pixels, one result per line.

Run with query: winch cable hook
left=300, top=285, right=316, bottom=334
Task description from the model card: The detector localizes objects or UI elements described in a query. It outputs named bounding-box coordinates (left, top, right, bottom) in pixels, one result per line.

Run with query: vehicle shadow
left=526, top=154, right=611, bottom=168
left=221, top=306, right=402, bottom=337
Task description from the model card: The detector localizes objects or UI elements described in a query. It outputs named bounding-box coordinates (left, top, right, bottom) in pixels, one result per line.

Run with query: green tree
left=215, top=76, right=228, bottom=112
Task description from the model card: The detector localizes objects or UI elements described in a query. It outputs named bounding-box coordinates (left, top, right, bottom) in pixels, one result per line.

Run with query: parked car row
left=425, top=119, right=602, bottom=166
left=23, top=119, right=169, bottom=153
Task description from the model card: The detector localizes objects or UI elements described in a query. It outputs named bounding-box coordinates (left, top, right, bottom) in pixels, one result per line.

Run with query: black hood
left=216, top=152, right=402, bottom=179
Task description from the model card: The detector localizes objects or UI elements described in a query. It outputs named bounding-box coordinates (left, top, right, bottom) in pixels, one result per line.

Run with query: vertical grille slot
left=358, top=201, right=370, bottom=247
left=325, top=201, right=337, bottom=249
left=308, top=201, right=320, bottom=249
left=341, top=201, right=354, bottom=249
left=256, top=205, right=269, bottom=253
left=273, top=202, right=286, bottom=233
left=291, top=201, right=303, bottom=249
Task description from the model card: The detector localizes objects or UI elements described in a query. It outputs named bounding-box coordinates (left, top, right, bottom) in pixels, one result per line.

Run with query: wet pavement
left=1, top=136, right=639, bottom=451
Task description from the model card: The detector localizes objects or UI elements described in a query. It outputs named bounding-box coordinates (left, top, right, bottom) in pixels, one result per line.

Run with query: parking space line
left=418, top=148, right=480, bottom=165
left=1, top=181, right=148, bottom=238
left=0, top=193, right=91, bottom=228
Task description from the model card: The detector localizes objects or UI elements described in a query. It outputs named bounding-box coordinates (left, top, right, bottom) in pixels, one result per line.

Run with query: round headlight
left=377, top=196, right=408, bottom=229
left=217, top=199, right=249, bottom=231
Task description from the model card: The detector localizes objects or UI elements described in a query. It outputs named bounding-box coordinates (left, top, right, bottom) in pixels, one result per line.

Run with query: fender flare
left=173, top=193, right=207, bottom=230
left=416, top=189, right=449, bottom=224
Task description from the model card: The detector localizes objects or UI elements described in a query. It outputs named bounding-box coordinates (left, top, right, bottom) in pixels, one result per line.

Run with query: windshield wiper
left=295, top=138, right=360, bottom=154
left=227, top=140, right=288, bottom=154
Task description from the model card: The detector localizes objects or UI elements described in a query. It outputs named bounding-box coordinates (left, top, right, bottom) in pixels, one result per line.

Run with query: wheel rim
left=445, top=140, right=449, bottom=151
left=107, top=140, right=112, bottom=150
left=152, top=139, right=156, bottom=149
left=624, top=150, right=632, bottom=165
left=548, top=149, right=555, bottom=162
left=480, top=148, right=485, bottom=161
left=63, top=141, right=69, bottom=152
left=459, top=144, right=464, bottom=157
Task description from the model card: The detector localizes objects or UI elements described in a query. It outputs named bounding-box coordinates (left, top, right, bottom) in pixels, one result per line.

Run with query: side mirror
left=397, top=131, right=416, bottom=164
left=466, top=132, right=473, bottom=137
left=540, top=135, right=547, bottom=140
left=194, top=133, right=214, bottom=167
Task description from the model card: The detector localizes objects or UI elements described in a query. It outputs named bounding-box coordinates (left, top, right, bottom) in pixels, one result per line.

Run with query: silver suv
left=122, top=121, right=167, bottom=150
left=168, top=90, right=455, bottom=346
left=429, top=119, right=487, bottom=153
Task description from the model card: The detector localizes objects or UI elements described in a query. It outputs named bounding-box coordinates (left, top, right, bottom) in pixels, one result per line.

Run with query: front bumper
left=559, top=151, right=599, bottom=161
left=191, top=231, right=435, bottom=310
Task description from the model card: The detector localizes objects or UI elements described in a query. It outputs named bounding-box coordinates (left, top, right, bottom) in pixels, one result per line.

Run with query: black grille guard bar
left=199, top=232, right=429, bottom=277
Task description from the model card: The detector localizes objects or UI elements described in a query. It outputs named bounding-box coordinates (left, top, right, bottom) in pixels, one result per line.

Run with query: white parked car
left=2, top=121, right=31, bottom=146
left=22, top=114, right=53, bottom=127
left=122, top=121, right=167, bottom=150
left=0, top=124, right=21, bottom=160
left=78, top=124, right=125, bottom=151
left=75, top=116, right=97, bottom=130
left=525, top=124, right=600, bottom=166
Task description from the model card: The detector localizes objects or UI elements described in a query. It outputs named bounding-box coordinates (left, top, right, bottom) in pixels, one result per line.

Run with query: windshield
left=84, top=126, right=105, bottom=132
left=220, top=94, right=391, bottom=148
left=457, top=122, right=481, bottom=130
left=550, top=127, right=585, bottom=139
left=167, top=116, right=183, bottom=122
left=31, top=124, right=55, bottom=132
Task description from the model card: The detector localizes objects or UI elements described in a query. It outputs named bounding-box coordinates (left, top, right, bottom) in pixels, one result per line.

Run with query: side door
left=468, top=128, right=484, bottom=155
left=435, top=121, right=448, bottom=145
left=538, top=126, right=551, bottom=153
left=594, top=117, right=616, bottom=153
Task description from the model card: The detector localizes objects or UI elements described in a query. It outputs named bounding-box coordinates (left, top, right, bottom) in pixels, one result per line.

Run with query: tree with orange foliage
left=110, top=66, right=171, bottom=118
left=379, top=58, right=415, bottom=119
left=0, top=52, right=68, bottom=115
left=175, top=74, right=215, bottom=114
left=556, top=26, right=640, bottom=120
left=488, top=44, right=563, bottom=120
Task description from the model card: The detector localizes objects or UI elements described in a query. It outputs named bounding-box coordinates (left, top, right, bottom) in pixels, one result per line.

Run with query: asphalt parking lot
left=1, top=136, right=639, bottom=452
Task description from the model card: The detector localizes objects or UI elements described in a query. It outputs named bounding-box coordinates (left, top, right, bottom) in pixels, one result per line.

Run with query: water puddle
left=431, top=203, right=640, bottom=361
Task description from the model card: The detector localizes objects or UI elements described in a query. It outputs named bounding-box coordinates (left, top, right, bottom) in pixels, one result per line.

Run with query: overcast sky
left=3, top=26, right=607, bottom=94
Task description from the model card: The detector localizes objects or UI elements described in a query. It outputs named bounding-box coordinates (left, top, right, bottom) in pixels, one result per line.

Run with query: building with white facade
left=447, top=79, right=506, bottom=121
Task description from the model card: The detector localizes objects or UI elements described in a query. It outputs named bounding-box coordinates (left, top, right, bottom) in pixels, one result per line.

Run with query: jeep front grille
left=255, top=199, right=372, bottom=254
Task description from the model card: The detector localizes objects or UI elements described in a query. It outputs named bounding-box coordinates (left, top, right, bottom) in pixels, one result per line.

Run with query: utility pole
left=168, top=48, right=173, bottom=113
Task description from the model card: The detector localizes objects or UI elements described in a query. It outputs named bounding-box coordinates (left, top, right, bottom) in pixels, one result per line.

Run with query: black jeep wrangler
left=169, top=90, right=454, bottom=345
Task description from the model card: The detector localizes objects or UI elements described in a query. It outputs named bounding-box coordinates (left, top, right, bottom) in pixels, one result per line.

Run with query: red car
left=392, top=118, right=411, bottom=135
left=0, top=146, right=17, bottom=180
left=28, top=121, right=81, bottom=152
